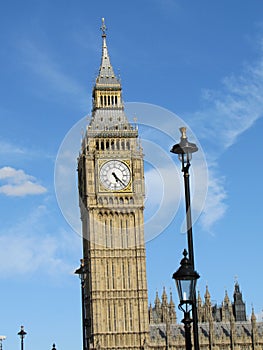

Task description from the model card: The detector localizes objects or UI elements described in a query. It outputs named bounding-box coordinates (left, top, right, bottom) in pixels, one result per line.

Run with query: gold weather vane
left=100, top=18, right=107, bottom=35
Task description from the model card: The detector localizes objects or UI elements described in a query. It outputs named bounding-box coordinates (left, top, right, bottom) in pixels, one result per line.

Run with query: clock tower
left=77, top=19, right=149, bottom=350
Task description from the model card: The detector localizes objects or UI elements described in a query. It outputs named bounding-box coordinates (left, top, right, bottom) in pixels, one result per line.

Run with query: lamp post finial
left=180, top=127, right=187, bottom=139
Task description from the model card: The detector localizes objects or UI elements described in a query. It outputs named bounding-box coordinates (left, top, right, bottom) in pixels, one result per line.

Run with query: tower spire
left=96, top=18, right=119, bottom=87
left=89, top=18, right=132, bottom=131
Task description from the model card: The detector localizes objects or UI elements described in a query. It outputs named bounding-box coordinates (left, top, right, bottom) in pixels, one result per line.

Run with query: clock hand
left=112, top=172, right=126, bottom=187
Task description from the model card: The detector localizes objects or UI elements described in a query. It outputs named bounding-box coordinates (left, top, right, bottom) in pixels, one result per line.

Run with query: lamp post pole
left=171, top=127, right=200, bottom=350
left=182, top=310, right=192, bottom=350
left=17, top=326, right=27, bottom=350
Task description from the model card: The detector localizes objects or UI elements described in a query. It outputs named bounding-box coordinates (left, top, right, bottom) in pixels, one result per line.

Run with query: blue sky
left=1, top=1, right=263, bottom=349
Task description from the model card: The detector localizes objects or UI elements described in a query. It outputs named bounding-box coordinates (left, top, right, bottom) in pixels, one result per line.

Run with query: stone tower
left=233, top=281, right=246, bottom=321
left=77, top=19, right=149, bottom=350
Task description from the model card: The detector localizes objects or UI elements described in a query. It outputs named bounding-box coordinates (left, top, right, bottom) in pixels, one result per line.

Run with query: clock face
left=99, top=160, right=131, bottom=191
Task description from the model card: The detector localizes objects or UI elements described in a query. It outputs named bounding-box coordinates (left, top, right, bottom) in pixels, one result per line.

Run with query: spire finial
left=101, top=18, right=107, bottom=36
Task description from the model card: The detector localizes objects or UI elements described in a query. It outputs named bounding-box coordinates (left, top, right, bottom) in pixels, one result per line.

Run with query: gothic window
left=105, top=218, right=110, bottom=247
left=126, top=218, right=129, bottom=247
left=129, top=302, right=133, bottom=329
left=127, top=261, right=131, bottom=289
left=120, top=218, right=125, bottom=248
left=113, top=302, right=117, bottom=331
left=106, top=261, right=110, bottom=289
left=124, top=303, right=128, bottom=331
left=122, top=261, right=126, bottom=289
left=108, top=304, right=111, bottom=331
left=112, top=261, right=115, bottom=289
left=110, top=218, right=113, bottom=247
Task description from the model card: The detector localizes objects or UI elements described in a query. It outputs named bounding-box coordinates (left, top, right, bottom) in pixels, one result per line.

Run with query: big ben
left=77, top=19, right=149, bottom=350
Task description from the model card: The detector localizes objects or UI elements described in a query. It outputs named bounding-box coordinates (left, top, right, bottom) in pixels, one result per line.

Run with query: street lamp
left=17, top=326, right=27, bottom=350
left=75, top=259, right=86, bottom=350
left=173, top=250, right=199, bottom=350
left=171, top=126, right=200, bottom=350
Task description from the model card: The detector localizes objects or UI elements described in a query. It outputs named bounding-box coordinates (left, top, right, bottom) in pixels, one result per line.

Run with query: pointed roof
left=251, top=307, right=256, bottom=323
left=224, top=290, right=230, bottom=302
left=161, top=286, right=168, bottom=305
left=95, top=18, right=121, bottom=89
left=86, top=19, right=137, bottom=136
left=205, top=285, right=211, bottom=300
left=169, top=290, right=175, bottom=307
left=154, top=291, right=161, bottom=309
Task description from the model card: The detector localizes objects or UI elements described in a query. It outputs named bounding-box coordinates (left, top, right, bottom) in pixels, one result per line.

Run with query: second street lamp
left=17, top=326, right=27, bottom=350
left=171, top=126, right=200, bottom=350
left=173, top=249, right=200, bottom=350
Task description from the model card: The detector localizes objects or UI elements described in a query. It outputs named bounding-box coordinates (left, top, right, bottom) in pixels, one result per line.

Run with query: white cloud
left=0, top=140, right=25, bottom=155
left=0, top=138, right=54, bottom=161
left=187, top=39, right=263, bottom=230
left=0, top=166, right=47, bottom=197
left=199, top=168, right=228, bottom=232
left=192, top=45, right=263, bottom=154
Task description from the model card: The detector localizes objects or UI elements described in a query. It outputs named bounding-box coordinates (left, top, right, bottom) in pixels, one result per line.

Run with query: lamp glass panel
left=176, top=279, right=196, bottom=303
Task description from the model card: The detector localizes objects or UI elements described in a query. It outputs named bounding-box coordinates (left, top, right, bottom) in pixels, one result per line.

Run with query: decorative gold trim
left=98, top=159, right=132, bottom=193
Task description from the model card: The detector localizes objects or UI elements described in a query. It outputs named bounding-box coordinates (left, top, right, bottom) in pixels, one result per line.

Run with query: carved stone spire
left=96, top=18, right=120, bottom=88
left=89, top=18, right=132, bottom=131
left=161, top=287, right=168, bottom=306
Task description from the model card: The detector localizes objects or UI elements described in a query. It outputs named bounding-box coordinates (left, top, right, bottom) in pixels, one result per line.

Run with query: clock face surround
left=99, top=160, right=131, bottom=191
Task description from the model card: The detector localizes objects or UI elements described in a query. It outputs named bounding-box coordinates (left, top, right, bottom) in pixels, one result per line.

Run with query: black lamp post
left=75, top=259, right=86, bottom=350
left=171, top=126, right=200, bottom=350
left=17, top=326, right=27, bottom=350
left=173, top=250, right=200, bottom=350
